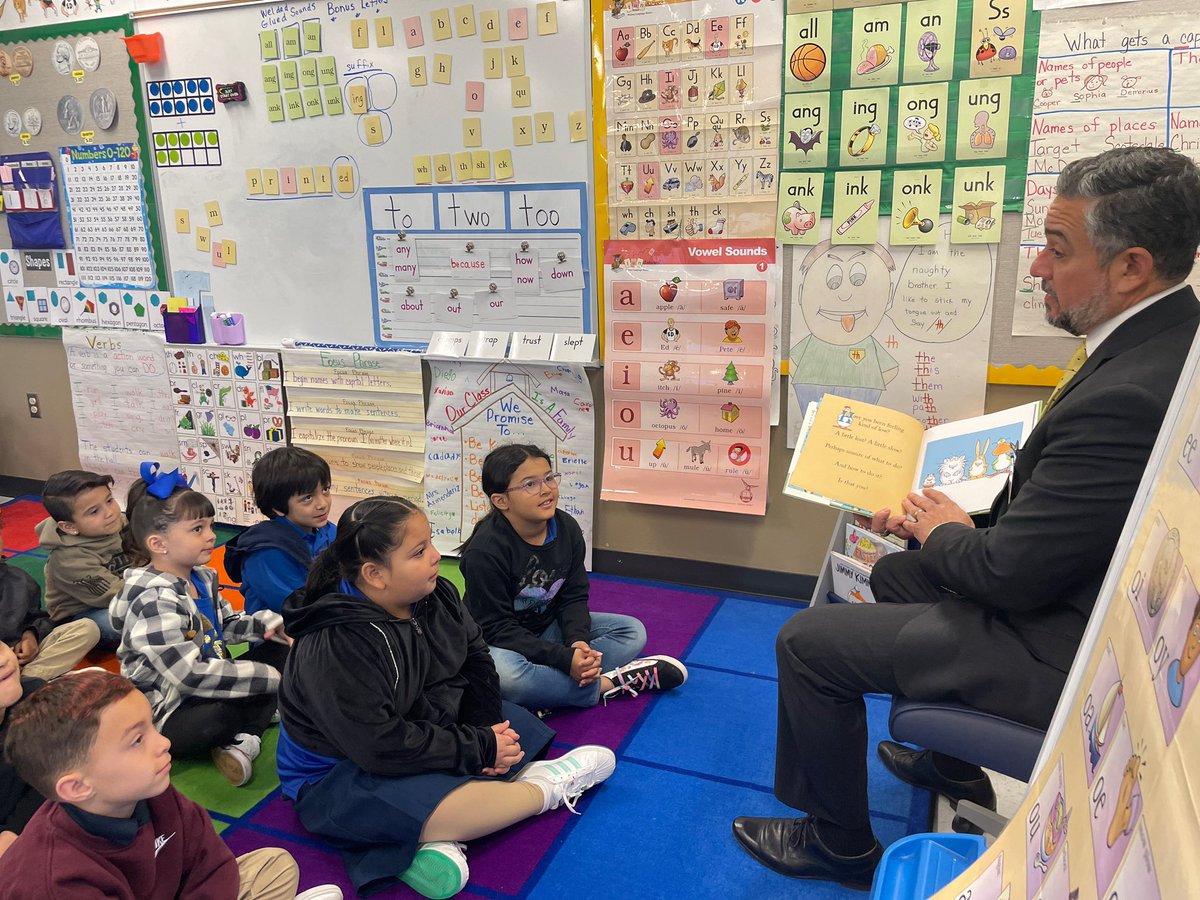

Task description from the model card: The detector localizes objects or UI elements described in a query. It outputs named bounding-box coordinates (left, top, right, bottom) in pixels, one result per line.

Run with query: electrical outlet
left=26, top=393, right=41, bottom=419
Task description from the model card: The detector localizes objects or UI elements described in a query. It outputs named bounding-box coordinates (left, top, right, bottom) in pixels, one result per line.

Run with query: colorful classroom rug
left=2, top=494, right=932, bottom=899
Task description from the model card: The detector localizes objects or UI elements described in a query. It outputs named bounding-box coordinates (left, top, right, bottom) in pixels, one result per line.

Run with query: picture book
left=845, top=522, right=906, bottom=565
left=785, top=394, right=1042, bottom=517
left=830, top=551, right=876, bottom=603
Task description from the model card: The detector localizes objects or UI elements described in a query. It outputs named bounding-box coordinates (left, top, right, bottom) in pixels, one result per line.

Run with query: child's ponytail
left=304, top=496, right=423, bottom=601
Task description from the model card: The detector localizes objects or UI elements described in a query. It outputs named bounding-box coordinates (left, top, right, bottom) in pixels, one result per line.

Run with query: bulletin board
left=134, top=0, right=596, bottom=348
left=0, top=18, right=165, bottom=299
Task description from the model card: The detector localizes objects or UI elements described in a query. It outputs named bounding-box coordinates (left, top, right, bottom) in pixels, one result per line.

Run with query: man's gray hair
left=1057, top=147, right=1200, bottom=282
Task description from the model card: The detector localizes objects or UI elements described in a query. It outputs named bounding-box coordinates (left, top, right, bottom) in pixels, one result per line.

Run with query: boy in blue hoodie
left=224, top=448, right=335, bottom=615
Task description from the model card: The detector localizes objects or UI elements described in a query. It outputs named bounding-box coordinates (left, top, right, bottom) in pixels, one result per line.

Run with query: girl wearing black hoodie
left=277, top=497, right=617, bottom=900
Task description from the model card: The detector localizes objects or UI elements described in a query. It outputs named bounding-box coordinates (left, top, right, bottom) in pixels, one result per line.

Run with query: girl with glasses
left=460, top=444, right=687, bottom=711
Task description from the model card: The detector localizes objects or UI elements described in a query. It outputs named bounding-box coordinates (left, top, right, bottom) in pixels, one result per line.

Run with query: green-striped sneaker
left=516, top=745, right=617, bottom=814
left=399, top=841, right=468, bottom=899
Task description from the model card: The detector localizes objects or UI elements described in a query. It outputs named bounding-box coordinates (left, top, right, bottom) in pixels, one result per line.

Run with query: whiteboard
left=134, top=0, right=594, bottom=346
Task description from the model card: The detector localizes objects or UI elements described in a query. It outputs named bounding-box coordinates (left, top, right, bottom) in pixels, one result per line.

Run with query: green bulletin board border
left=782, top=0, right=1041, bottom=218
left=0, top=14, right=166, bottom=338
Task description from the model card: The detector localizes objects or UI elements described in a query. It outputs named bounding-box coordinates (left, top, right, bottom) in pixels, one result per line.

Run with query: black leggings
left=159, top=641, right=289, bottom=758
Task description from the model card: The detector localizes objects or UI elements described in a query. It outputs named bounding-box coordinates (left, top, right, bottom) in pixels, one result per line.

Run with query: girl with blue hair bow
left=109, top=463, right=290, bottom=787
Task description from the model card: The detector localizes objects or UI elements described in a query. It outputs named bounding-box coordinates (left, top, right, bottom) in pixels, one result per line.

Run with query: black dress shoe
left=877, top=741, right=996, bottom=810
left=731, top=816, right=882, bottom=890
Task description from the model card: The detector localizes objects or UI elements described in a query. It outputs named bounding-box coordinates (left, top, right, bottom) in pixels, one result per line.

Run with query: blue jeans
left=489, top=613, right=647, bottom=709
left=72, top=607, right=121, bottom=650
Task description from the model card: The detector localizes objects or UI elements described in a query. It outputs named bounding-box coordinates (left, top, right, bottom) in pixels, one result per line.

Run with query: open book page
left=784, top=393, right=925, bottom=516
left=913, top=400, right=1042, bottom=515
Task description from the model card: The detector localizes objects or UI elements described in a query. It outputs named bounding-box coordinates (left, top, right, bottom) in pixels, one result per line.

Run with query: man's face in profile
left=1032, top=196, right=1115, bottom=336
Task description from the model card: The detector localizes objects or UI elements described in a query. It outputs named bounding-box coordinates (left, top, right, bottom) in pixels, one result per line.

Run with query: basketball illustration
left=790, top=42, right=826, bottom=82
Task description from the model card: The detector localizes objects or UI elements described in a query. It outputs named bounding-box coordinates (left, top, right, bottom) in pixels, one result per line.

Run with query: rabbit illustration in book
left=969, top=438, right=990, bottom=479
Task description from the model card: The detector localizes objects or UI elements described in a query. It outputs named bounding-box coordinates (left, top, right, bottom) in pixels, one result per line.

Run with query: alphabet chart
left=601, top=0, right=784, bottom=241
left=58, top=144, right=156, bottom=289
left=364, top=182, right=591, bottom=346
left=601, top=239, right=776, bottom=515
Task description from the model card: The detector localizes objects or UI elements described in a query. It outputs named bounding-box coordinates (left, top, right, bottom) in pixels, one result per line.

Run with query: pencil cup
left=210, top=312, right=246, bottom=345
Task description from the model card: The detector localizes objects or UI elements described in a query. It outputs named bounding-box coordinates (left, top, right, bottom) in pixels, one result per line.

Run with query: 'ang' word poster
left=424, top=359, right=596, bottom=562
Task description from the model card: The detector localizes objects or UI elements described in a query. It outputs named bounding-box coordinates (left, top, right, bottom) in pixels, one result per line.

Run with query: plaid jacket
left=110, top=566, right=280, bottom=726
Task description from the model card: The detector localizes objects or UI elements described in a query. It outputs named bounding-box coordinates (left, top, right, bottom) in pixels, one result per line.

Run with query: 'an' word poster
left=424, top=359, right=596, bottom=560
left=62, top=329, right=179, bottom=504
left=282, top=348, right=425, bottom=517
left=1017, top=11, right=1200, bottom=335
left=167, top=346, right=285, bottom=527
left=59, top=144, right=156, bottom=290
left=602, top=239, right=776, bottom=515
left=932, top=334, right=1200, bottom=900
left=602, top=0, right=784, bottom=241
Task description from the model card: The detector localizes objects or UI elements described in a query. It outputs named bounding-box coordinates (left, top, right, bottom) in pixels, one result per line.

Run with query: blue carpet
left=2, top=490, right=933, bottom=898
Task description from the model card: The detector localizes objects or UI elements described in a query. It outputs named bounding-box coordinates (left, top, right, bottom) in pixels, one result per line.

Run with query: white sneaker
left=516, top=745, right=617, bottom=815
left=295, top=886, right=343, bottom=900
left=211, top=733, right=261, bottom=787
left=399, top=841, right=469, bottom=899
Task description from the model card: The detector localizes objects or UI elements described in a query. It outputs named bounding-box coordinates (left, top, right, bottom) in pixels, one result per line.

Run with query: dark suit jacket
left=887, top=286, right=1199, bottom=726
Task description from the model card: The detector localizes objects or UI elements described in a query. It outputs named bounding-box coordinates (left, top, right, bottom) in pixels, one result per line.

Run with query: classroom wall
left=0, top=335, right=80, bottom=480
left=0, top=330, right=1048, bottom=583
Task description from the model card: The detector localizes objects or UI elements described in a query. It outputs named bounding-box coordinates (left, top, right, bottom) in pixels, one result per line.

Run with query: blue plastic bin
left=870, top=833, right=987, bottom=900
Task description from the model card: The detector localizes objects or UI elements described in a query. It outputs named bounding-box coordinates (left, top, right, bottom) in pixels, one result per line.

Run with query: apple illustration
left=659, top=276, right=681, bottom=302
left=615, top=43, right=630, bottom=62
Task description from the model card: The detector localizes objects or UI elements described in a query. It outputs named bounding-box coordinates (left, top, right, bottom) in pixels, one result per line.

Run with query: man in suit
left=732, top=147, right=1200, bottom=888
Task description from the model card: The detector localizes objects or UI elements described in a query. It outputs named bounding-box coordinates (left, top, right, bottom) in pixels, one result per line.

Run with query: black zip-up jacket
left=279, top=577, right=503, bottom=777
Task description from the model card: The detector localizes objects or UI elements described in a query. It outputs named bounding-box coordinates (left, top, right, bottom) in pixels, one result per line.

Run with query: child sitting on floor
left=224, top=447, right=336, bottom=615
left=37, top=470, right=135, bottom=649
left=460, top=444, right=687, bottom=710
left=278, top=496, right=616, bottom=899
left=110, top=463, right=288, bottom=787
left=0, top=670, right=341, bottom=899
left=0, top=641, right=46, bottom=840
left=1, top=551, right=98, bottom=681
